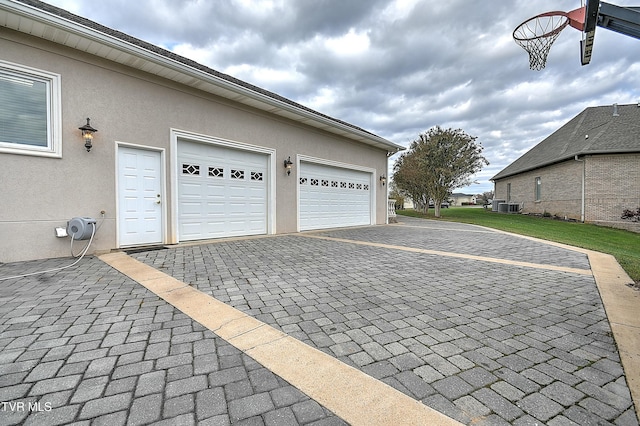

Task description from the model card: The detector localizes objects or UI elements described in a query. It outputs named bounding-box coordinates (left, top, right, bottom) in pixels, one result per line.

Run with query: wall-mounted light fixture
left=379, top=175, right=386, bottom=186
left=284, top=156, right=293, bottom=175
left=78, top=118, right=98, bottom=152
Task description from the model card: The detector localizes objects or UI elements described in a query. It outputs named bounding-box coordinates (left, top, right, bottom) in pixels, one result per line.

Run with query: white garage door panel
left=178, top=140, right=268, bottom=241
left=299, top=162, right=372, bottom=231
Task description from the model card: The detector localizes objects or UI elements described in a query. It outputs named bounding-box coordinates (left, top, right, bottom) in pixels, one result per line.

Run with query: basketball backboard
left=515, top=0, right=640, bottom=70
left=581, top=0, right=600, bottom=65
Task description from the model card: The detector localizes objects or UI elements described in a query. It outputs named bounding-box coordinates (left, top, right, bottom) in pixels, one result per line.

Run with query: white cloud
left=43, top=0, right=640, bottom=194
left=323, top=29, right=371, bottom=57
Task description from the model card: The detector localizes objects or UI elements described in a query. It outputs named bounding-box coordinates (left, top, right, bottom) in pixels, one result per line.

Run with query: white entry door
left=117, top=146, right=163, bottom=246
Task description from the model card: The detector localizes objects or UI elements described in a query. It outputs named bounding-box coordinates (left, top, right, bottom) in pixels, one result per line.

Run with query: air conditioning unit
left=492, top=200, right=506, bottom=212
left=508, top=203, right=520, bottom=213
left=67, top=217, right=96, bottom=240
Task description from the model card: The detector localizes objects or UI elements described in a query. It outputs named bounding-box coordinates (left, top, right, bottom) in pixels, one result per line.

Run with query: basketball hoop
left=513, top=7, right=586, bottom=70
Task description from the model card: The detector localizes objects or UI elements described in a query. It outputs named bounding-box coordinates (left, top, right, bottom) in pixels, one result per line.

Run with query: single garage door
left=177, top=140, right=268, bottom=241
left=299, top=162, right=372, bottom=231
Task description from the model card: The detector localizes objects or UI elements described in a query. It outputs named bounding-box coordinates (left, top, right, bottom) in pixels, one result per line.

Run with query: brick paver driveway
left=0, top=216, right=637, bottom=425
left=130, top=217, right=637, bottom=425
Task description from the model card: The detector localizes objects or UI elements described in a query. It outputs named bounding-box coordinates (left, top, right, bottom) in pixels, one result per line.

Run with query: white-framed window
left=535, top=177, right=542, bottom=201
left=0, top=61, right=62, bottom=158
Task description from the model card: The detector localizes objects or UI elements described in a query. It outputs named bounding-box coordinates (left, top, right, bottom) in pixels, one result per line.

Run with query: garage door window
left=182, top=164, right=200, bottom=175
left=209, top=167, right=224, bottom=177
left=300, top=177, right=370, bottom=191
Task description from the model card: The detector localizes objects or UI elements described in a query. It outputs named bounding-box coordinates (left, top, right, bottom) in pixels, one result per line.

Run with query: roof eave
left=491, top=148, right=640, bottom=181
left=0, top=0, right=404, bottom=153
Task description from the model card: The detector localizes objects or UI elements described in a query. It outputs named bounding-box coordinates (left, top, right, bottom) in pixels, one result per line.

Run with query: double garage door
left=177, top=141, right=373, bottom=241
left=299, top=161, right=372, bottom=231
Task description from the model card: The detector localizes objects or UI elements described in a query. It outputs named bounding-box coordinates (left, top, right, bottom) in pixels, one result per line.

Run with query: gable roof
left=492, top=103, right=640, bottom=181
left=0, top=0, right=404, bottom=153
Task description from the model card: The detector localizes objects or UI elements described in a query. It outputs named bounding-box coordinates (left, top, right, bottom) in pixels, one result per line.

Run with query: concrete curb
left=99, top=252, right=463, bottom=426
left=588, top=250, right=640, bottom=422
left=455, top=224, right=640, bottom=422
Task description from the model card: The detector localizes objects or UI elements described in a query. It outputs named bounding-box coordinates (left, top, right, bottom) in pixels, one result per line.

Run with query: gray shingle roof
left=492, top=103, right=640, bottom=181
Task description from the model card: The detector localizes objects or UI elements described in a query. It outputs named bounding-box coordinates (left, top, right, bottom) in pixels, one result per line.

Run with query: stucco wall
left=0, top=29, right=390, bottom=262
left=494, top=160, right=583, bottom=219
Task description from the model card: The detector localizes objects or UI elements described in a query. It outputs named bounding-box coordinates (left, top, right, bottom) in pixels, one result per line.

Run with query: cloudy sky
left=46, top=0, right=640, bottom=194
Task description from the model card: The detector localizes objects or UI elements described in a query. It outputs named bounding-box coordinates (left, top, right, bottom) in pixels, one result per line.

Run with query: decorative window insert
left=535, top=177, right=541, bottom=201
left=340, top=182, right=347, bottom=188
left=321, top=180, right=329, bottom=187
left=356, top=183, right=362, bottom=190
left=310, top=178, right=319, bottom=186
left=0, top=61, right=61, bottom=158
left=209, top=167, right=224, bottom=178
left=363, top=184, right=369, bottom=191
left=299, top=177, right=308, bottom=185
left=348, top=183, right=355, bottom=189
left=182, top=163, right=200, bottom=175
left=251, top=171, right=263, bottom=181
left=331, top=181, right=338, bottom=188
left=231, top=169, right=244, bottom=179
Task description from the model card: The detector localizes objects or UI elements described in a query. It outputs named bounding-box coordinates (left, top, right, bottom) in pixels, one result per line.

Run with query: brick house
left=491, top=104, right=640, bottom=232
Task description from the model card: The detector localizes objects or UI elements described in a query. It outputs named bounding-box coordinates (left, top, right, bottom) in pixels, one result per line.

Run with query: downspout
left=574, top=155, right=585, bottom=222
left=385, top=151, right=392, bottom=224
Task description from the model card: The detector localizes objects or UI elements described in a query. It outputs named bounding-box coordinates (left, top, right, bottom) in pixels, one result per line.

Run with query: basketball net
left=513, top=7, right=586, bottom=70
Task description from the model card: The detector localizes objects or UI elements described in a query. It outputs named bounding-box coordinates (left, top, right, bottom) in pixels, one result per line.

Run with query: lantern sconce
left=284, top=156, right=293, bottom=175
left=379, top=175, right=386, bottom=186
left=78, top=118, right=98, bottom=152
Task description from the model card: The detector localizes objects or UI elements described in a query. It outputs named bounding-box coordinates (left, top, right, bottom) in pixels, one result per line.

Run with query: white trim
left=0, top=60, right=62, bottom=158
left=296, top=155, right=377, bottom=231
left=115, top=142, right=166, bottom=247
left=170, top=128, right=276, bottom=244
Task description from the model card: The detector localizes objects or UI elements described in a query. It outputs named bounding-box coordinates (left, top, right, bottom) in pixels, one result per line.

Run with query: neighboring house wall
left=399, top=198, right=414, bottom=209
left=494, top=160, right=583, bottom=219
left=585, top=153, right=640, bottom=231
left=0, top=29, right=389, bottom=262
left=450, top=195, right=476, bottom=206
left=495, top=154, right=640, bottom=232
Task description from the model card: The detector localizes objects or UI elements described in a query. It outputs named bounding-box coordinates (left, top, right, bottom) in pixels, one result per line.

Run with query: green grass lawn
left=397, top=207, right=640, bottom=283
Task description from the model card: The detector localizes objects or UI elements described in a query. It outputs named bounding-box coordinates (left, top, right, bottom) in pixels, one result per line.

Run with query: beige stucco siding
left=0, top=29, right=389, bottom=262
